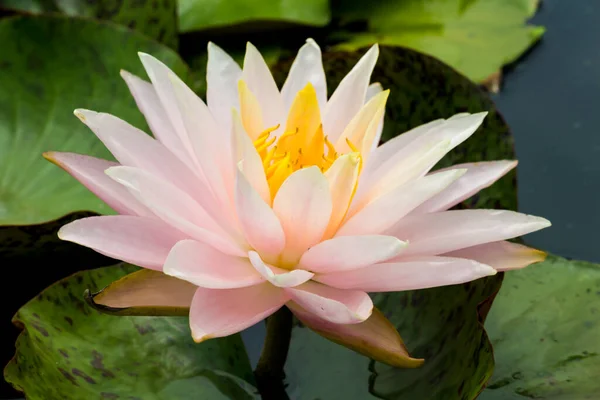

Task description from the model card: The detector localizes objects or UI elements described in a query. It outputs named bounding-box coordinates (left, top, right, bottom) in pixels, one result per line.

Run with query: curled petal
left=248, top=251, right=313, bottom=288
left=323, top=153, right=361, bottom=238
left=288, top=302, right=424, bottom=368
left=189, top=283, right=289, bottom=342
left=88, top=269, right=196, bottom=316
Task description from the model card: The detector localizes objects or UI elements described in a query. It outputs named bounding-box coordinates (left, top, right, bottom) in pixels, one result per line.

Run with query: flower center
left=240, top=81, right=360, bottom=198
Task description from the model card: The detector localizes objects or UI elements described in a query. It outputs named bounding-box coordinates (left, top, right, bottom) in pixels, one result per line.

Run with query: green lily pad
left=332, top=0, right=544, bottom=83
left=272, top=45, right=514, bottom=398
left=0, top=15, right=190, bottom=226
left=4, top=264, right=258, bottom=399
left=0, top=0, right=178, bottom=47
left=178, top=0, right=330, bottom=33
left=481, top=255, right=600, bottom=400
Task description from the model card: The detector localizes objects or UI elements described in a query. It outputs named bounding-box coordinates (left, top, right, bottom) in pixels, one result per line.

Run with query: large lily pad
left=4, top=264, right=257, bottom=399
left=481, top=255, right=600, bottom=400
left=274, top=46, right=514, bottom=398
left=178, top=0, right=330, bottom=33
left=0, top=0, right=178, bottom=47
left=332, top=0, right=544, bottom=84
left=0, top=15, right=190, bottom=226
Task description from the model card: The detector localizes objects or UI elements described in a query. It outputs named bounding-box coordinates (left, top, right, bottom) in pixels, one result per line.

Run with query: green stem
left=254, top=307, right=292, bottom=400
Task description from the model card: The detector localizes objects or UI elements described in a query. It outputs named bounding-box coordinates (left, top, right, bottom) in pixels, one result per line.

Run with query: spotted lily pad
left=273, top=45, right=513, bottom=398
left=4, top=264, right=258, bottom=399
left=0, top=15, right=190, bottom=226
left=0, top=0, right=178, bottom=47
left=481, top=255, right=600, bottom=400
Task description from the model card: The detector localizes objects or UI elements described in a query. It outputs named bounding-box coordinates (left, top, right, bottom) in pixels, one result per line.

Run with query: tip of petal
left=42, top=151, right=59, bottom=166
left=477, top=263, right=498, bottom=277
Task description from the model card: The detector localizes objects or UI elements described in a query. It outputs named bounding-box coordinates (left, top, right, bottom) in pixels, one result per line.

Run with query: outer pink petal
left=189, top=283, right=289, bottom=342
left=285, top=281, right=373, bottom=324
left=445, top=241, right=547, bottom=271
left=163, top=239, right=263, bottom=288
left=411, top=160, right=518, bottom=214
left=73, top=109, right=204, bottom=199
left=207, top=42, right=242, bottom=132
left=314, top=256, right=496, bottom=292
left=119, top=70, right=192, bottom=166
left=248, top=251, right=313, bottom=288
left=58, top=216, right=186, bottom=270
left=386, top=209, right=551, bottom=256
left=44, top=152, right=152, bottom=217
left=106, top=166, right=246, bottom=256
left=281, top=38, right=327, bottom=112
left=323, top=45, right=378, bottom=143
left=339, top=169, right=466, bottom=236
left=242, top=42, right=285, bottom=132
left=298, top=235, right=406, bottom=273
left=273, top=166, right=332, bottom=265
left=235, top=169, right=285, bottom=259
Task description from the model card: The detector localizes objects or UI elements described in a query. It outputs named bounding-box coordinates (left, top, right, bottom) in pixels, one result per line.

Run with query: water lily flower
left=47, top=39, right=550, bottom=367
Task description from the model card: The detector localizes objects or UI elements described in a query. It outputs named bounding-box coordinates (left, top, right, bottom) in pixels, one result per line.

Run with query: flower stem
left=254, top=306, right=292, bottom=400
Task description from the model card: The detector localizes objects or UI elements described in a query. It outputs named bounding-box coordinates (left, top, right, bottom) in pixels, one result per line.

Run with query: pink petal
left=106, top=166, right=246, bottom=256
left=58, top=216, right=186, bottom=270
left=281, top=39, right=327, bottom=112
left=72, top=109, right=204, bottom=199
left=298, top=235, right=406, bottom=273
left=386, top=209, right=551, bottom=256
left=44, top=152, right=152, bottom=217
left=412, top=160, right=518, bottom=214
left=189, top=283, right=289, bottom=341
left=285, top=281, right=373, bottom=324
left=339, top=169, right=466, bottom=236
left=232, top=113, right=270, bottom=204
left=235, top=169, right=285, bottom=259
left=163, top=239, right=263, bottom=288
left=273, top=167, right=332, bottom=265
left=445, top=241, right=547, bottom=271
left=314, top=256, right=497, bottom=292
left=242, top=42, right=285, bottom=132
left=119, top=70, right=192, bottom=166
left=207, top=42, right=242, bottom=132
left=248, top=251, right=313, bottom=288
left=323, top=45, right=379, bottom=143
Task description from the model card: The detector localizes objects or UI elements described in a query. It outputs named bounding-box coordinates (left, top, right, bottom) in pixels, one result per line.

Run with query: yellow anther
left=345, top=138, right=359, bottom=153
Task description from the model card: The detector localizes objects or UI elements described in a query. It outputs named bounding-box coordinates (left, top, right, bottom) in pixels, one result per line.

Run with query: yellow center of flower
left=239, top=81, right=361, bottom=198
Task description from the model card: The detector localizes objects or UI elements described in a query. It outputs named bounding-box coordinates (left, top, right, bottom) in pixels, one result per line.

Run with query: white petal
left=366, top=82, right=384, bottom=153
left=272, top=167, right=332, bottom=264
left=339, top=169, right=466, bottom=236
left=386, top=209, right=552, bottom=256
left=248, top=251, right=313, bottom=288
left=323, top=44, right=379, bottom=143
left=207, top=42, right=242, bottom=132
left=314, top=256, right=497, bottom=292
left=411, top=160, right=518, bottom=214
left=163, top=239, right=263, bottom=288
left=281, top=38, right=327, bottom=112
left=299, top=235, right=406, bottom=273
